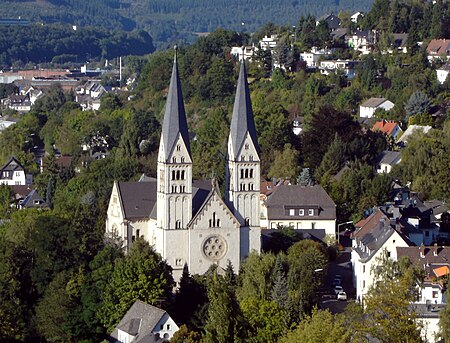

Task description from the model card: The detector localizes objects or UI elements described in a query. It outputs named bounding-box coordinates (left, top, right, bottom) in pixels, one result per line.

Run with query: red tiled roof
left=427, top=39, right=450, bottom=55
left=434, top=265, right=450, bottom=278
left=372, top=120, right=400, bottom=136
left=353, top=209, right=387, bottom=239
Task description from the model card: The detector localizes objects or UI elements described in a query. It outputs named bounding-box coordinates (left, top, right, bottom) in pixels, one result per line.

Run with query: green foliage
left=281, top=308, right=352, bottom=343
left=204, top=273, right=246, bottom=343
left=394, top=123, right=450, bottom=201
left=405, top=90, right=432, bottom=118
left=0, top=24, right=154, bottom=67
left=99, top=239, right=174, bottom=332
left=439, top=288, right=450, bottom=342
left=357, top=251, right=424, bottom=343
left=267, top=143, right=301, bottom=182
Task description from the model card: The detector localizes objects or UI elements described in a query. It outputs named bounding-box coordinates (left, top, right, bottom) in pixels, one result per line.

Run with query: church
left=106, top=52, right=261, bottom=281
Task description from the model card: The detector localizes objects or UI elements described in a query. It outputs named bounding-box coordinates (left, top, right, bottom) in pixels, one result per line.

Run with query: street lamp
left=337, top=221, right=353, bottom=245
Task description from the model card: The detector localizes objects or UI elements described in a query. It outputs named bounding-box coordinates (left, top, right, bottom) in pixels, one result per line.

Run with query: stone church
left=106, top=53, right=261, bottom=280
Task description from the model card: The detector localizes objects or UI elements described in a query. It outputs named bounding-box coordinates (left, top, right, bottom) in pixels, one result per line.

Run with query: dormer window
left=308, top=209, right=314, bottom=216
left=299, top=209, right=304, bottom=216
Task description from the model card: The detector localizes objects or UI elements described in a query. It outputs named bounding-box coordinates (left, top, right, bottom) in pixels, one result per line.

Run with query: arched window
left=240, top=169, right=244, bottom=178
left=250, top=169, right=253, bottom=178
left=245, top=169, right=249, bottom=178
left=176, top=145, right=181, bottom=151
left=244, top=218, right=250, bottom=226
left=209, top=212, right=220, bottom=227
left=172, top=157, right=177, bottom=163
left=181, top=156, right=185, bottom=162
left=245, top=143, right=249, bottom=150
left=181, top=170, right=185, bottom=180
left=172, top=170, right=176, bottom=180
left=176, top=170, right=180, bottom=180
left=176, top=220, right=182, bottom=229
left=249, top=183, right=253, bottom=190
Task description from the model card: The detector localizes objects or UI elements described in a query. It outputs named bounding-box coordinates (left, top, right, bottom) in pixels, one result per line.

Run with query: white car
left=334, top=285, right=343, bottom=294
left=337, top=291, right=347, bottom=301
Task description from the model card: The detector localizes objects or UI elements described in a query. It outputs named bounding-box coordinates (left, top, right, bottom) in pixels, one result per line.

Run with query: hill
left=0, top=0, right=373, bottom=47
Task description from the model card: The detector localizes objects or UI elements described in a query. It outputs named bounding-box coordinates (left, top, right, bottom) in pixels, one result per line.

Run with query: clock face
left=202, top=235, right=227, bottom=261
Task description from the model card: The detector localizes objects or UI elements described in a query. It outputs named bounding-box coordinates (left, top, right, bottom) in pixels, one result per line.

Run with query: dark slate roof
left=376, top=150, right=401, bottom=165
left=265, top=185, right=336, bottom=220
left=360, top=97, right=389, bottom=108
left=118, top=180, right=157, bottom=220
left=397, top=246, right=450, bottom=269
left=21, top=189, right=47, bottom=208
left=161, top=51, right=190, bottom=161
left=229, top=62, right=260, bottom=159
left=1, top=156, right=24, bottom=172
left=119, top=178, right=212, bottom=221
left=110, top=300, right=169, bottom=343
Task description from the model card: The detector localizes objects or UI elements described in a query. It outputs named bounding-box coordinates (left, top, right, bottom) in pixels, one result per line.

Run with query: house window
left=180, top=185, right=185, bottom=193
left=363, top=265, right=365, bottom=273
left=160, top=325, right=164, bottom=330
left=425, top=231, right=430, bottom=237
left=209, top=212, right=220, bottom=227
left=433, top=291, right=439, bottom=298
left=363, top=280, right=366, bottom=288
left=175, top=258, right=183, bottom=266
left=172, top=185, right=177, bottom=193
left=167, top=324, right=171, bottom=330
left=181, top=170, right=185, bottom=180
left=249, top=183, right=253, bottom=190
left=136, top=229, right=140, bottom=238
left=245, top=143, right=249, bottom=150
left=311, top=222, right=316, bottom=229
left=296, top=223, right=302, bottom=229
left=308, top=209, right=314, bottom=216
left=289, top=209, right=295, bottom=216
left=181, top=157, right=185, bottom=163
left=249, top=169, right=253, bottom=178
left=299, top=209, right=304, bottom=216
left=176, top=220, right=182, bottom=229
left=176, top=145, right=181, bottom=151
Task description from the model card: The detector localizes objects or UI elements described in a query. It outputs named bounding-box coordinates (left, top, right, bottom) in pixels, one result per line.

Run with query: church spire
left=229, top=61, right=259, bottom=160
left=161, top=47, right=190, bottom=161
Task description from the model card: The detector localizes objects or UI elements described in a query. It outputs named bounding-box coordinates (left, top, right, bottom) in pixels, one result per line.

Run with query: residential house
left=346, top=30, right=377, bottom=54
left=371, top=120, right=403, bottom=140
left=316, top=13, right=340, bottom=30
left=0, top=119, right=17, bottom=132
left=0, top=157, right=29, bottom=185
left=396, top=124, right=432, bottom=146
left=426, top=39, right=450, bottom=62
left=106, top=60, right=262, bottom=282
left=75, top=82, right=108, bottom=111
left=351, top=12, right=364, bottom=23
left=1, top=94, right=32, bottom=112
left=260, top=184, right=337, bottom=237
left=19, top=189, right=47, bottom=209
left=397, top=245, right=450, bottom=343
left=436, top=63, right=450, bottom=84
left=231, top=46, right=256, bottom=61
left=390, top=33, right=409, bottom=54
left=359, top=98, right=395, bottom=118
left=292, top=117, right=303, bottom=135
left=300, top=47, right=334, bottom=69
left=375, top=150, right=401, bottom=174
left=259, top=35, right=278, bottom=50
left=319, top=59, right=359, bottom=78
left=110, top=300, right=179, bottom=342
left=351, top=208, right=411, bottom=304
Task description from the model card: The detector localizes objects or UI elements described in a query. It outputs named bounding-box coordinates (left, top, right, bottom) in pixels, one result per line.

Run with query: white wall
left=267, top=218, right=336, bottom=237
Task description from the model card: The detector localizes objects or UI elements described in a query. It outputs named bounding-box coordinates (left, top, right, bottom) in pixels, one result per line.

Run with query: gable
left=118, top=180, right=157, bottom=220
left=234, top=132, right=260, bottom=162
left=189, top=190, right=240, bottom=229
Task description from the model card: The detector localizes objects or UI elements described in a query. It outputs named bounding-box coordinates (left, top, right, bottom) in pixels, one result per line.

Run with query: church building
left=106, top=52, right=261, bottom=280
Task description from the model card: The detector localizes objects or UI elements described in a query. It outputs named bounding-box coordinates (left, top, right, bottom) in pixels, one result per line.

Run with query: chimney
left=420, top=243, right=425, bottom=258
left=433, top=243, right=438, bottom=256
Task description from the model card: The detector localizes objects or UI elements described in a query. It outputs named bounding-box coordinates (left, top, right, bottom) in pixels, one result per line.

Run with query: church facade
left=106, top=53, right=261, bottom=280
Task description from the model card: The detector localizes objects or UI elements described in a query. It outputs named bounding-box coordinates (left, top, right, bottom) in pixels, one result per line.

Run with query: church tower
left=226, top=61, right=261, bottom=255
left=157, top=49, right=193, bottom=233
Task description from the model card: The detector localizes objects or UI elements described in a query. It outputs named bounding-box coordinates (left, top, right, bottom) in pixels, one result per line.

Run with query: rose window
left=202, top=235, right=227, bottom=260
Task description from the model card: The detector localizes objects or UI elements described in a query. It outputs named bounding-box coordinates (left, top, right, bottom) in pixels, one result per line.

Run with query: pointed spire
left=161, top=46, right=190, bottom=161
left=229, top=61, right=259, bottom=159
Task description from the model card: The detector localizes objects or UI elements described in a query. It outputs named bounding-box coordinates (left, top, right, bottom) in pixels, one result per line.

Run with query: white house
left=351, top=12, right=364, bottom=23
left=259, top=35, right=278, bottom=50
left=110, top=300, right=179, bottom=342
left=397, top=124, right=432, bottom=145
left=359, top=98, right=395, bottom=118
left=346, top=30, right=377, bottom=54
left=261, top=184, right=337, bottom=237
left=0, top=157, right=28, bottom=185
left=351, top=209, right=410, bottom=304
left=375, top=150, right=401, bottom=174
left=231, top=46, right=256, bottom=61
left=319, top=59, right=359, bottom=78
left=436, top=63, right=450, bottom=84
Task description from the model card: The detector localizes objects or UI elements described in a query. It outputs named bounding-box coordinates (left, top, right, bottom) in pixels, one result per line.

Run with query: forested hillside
left=0, top=0, right=373, bottom=47
left=0, top=24, right=154, bottom=67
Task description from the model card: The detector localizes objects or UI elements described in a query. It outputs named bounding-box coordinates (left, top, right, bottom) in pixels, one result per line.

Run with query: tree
left=99, top=239, right=174, bottom=331
left=439, top=288, right=450, bottom=341
left=204, top=273, right=245, bottom=343
left=267, top=143, right=300, bottom=182
left=405, top=90, right=431, bottom=118
left=280, top=308, right=352, bottom=343
left=170, top=324, right=203, bottom=343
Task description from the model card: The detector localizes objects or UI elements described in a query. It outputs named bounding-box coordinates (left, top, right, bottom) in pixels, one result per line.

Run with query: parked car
left=337, top=291, right=347, bottom=300
left=334, top=285, right=343, bottom=294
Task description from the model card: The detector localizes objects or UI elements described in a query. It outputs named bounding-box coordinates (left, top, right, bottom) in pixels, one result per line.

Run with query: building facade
left=106, top=54, right=261, bottom=281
